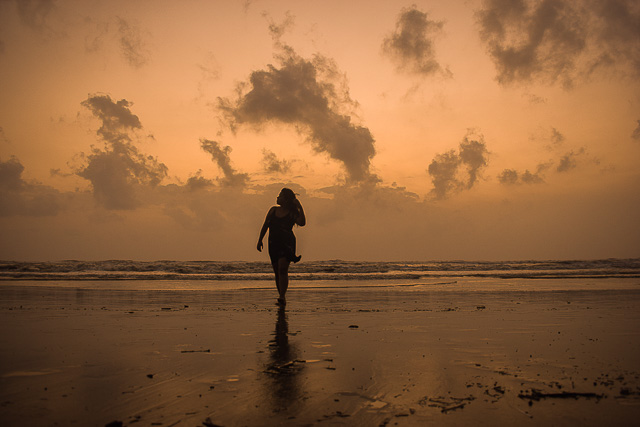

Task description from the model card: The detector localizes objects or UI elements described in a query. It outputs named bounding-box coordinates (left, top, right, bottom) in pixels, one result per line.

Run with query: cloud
left=382, top=5, right=451, bottom=78
left=0, top=156, right=24, bottom=191
left=632, top=120, right=640, bottom=140
left=81, top=94, right=142, bottom=140
left=476, top=0, right=640, bottom=86
left=75, top=94, right=167, bottom=210
left=13, top=0, right=56, bottom=32
left=261, top=149, right=291, bottom=174
left=427, top=132, right=490, bottom=199
left=84, top=19, right=109, bottom=53
left=116, top=17, right=150, bottom=68
left=185, top=170, right=214, bottom=191
left=0, top=126, right=9, bottom=144
left=499, top=147, right=586, bottom=185
left=590, top=0, right=640, bottom=75
left=498, top=163, right=548, bottom=185
left=0, top=156, right=61, bottom=216
left=556, top=148, right=585, bottom=172
left=200, top=139, right=249, bottom=187
left=218, top=18, right=377, bottom=184
left=550, top=127, right=565, bottom=145
left=197, top=52, right=220, bottom=81
left=264, top=10, right=295, bottom=41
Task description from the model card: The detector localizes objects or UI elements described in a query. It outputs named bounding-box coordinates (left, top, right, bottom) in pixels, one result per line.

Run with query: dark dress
left=268, top=210, right=301, bottom=265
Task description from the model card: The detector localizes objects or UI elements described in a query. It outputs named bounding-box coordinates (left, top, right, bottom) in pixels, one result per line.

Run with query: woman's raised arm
left=294, top=199, right=306, bottom=227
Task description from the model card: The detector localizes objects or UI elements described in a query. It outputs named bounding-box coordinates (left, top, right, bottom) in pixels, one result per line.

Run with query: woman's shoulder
left=267, top=205, right=284, bottom=218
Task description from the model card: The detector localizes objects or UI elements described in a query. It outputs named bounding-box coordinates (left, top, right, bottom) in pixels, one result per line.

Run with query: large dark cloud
left=218, top=19, right=377, bottom=184
left=200, top=139, right=249, bottom=187
left=477, top=0, right=640, bottom=86
left=0, top=156, right=61, bottom=216
left=427, top=132, right=490, bottom=199
left=75, top=94, right=167, bottom=210
left=382, top=5, right=451, bottom=78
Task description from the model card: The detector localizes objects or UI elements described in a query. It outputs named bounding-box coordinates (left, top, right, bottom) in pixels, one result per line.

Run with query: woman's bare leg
left=272, top=262, right=281, bottom=294
left=277, top=257, right=290, bottom=300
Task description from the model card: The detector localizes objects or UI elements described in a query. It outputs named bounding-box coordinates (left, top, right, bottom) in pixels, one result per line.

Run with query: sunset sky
left=1, top=0, right=639, bottom=261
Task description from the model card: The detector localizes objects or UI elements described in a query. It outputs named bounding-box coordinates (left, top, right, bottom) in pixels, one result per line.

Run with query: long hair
left=279, top=188, right=298, bottom=215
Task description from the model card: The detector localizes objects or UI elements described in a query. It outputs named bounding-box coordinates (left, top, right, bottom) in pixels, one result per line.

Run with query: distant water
left=1, top=259, right=639, bottom=281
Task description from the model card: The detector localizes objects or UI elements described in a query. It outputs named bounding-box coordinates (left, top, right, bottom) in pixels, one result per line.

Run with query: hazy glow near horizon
left=1, top=0, right=639, bottom=261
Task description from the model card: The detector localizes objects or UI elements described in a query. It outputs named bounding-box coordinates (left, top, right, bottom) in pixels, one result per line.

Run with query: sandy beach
left=1, top=280, right=639, bottom=426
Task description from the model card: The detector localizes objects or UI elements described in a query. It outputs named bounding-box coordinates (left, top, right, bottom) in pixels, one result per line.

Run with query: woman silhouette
left=257, top=188, right=306, bottom=306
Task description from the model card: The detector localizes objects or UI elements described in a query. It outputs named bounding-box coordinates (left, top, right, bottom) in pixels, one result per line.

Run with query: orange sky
left=1, top=0, right=639, bottom=261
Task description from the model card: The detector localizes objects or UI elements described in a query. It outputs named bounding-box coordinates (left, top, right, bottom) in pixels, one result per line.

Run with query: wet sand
left=0, top=283, right=639, bottom=426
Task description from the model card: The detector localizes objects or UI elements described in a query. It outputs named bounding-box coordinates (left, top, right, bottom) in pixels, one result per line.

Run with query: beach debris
left=619, top=387, right=640, bottom=397
left=518, top=388, right=604, bottom=403
left=418, top=395, right=475, bottom=413
left=319, top=411, right=350, bottom=421
left=161, top=307, right=172, bottom=311
left=202, top=417, right=223, bottom=427
left=146, top=374, right=154, bottom=379
left=181, top=349, right=211, bottom=353
left=348, top=325, right=359, bottom=329
left=264, top=359, right=305, bottom=375
left=105, top=421, right=123, bottom=427
left=476, top=305, right=486, bottom=310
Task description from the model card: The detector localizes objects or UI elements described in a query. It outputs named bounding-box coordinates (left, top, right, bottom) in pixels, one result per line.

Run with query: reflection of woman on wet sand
left=263, top=307, right=303, bottom=414
left=257, top=188, right=306, bottom=307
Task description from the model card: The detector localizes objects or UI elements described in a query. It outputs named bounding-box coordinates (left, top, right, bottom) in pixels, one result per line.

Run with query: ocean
left=1, top=259, right=638, bottom=287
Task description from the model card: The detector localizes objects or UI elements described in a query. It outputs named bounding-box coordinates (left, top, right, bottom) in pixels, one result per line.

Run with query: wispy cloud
left=261, top=149, right=291, bottom=174
left=185, top=170, right=214, bottom=191
left=428, top=131, right=489, bottom=199
left=498, top=163, right=549, bottom=185
left=382, top=5, right=451, bottom=78
left=498, top=145, right=587, bottom=185
left=200, top=139, right=249, bottom=187
left=0, top=126, right=9, bottom=144
left=116, top=17, right=150, bottom=68
left=556, top=148, right=585, bottom=172
left=14, top=0, right=56, bottom=32
left=550, top=127, right=565, bottom=145
left=632, top=119, right=640, bottom=140
left=75, top=94, right=167, bottom=210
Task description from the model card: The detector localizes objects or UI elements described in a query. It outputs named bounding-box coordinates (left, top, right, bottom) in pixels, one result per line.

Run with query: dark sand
left=1, top=282, right=639, bottom=426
